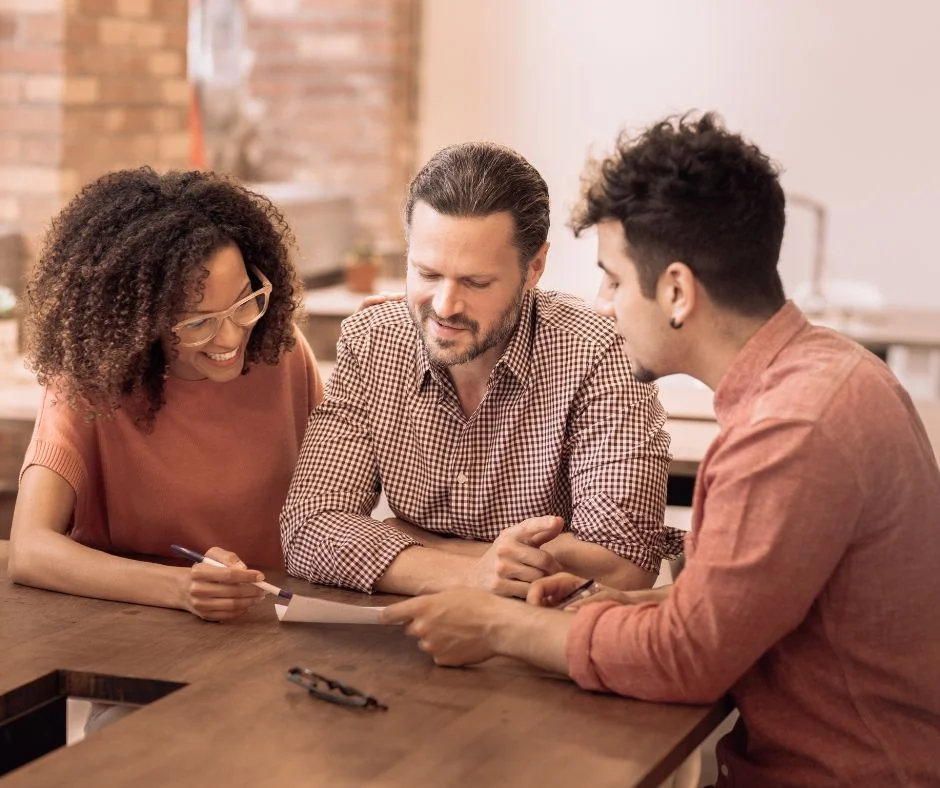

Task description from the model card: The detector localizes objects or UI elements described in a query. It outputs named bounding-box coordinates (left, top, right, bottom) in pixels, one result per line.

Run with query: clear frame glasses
left=171, top=265, right=272, bottom=347
left=286, top=667, right=388, bottom=710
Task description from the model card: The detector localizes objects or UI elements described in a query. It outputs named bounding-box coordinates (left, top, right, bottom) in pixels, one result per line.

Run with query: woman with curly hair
left=8, top=166, right=324, bottom=622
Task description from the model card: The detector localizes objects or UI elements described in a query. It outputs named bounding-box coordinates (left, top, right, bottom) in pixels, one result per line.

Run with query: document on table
left=275, top=594, right=386, bottom=625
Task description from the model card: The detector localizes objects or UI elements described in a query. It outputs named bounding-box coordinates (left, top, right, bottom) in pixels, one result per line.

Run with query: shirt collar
left=412, top=289, right=537, bottom=391
left=713, top=300, right=809, bottom=423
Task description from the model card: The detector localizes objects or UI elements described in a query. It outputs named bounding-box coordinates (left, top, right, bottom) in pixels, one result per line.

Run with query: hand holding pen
left=170, top=544, right=289, bottom=623
left=525, top=572, right=606, bottom=609
left=526, top=572, right=671, bottom=610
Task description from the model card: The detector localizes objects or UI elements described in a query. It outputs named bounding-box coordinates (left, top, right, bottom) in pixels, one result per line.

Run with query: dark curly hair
left=570, top=112, right=786, bottom=317
left=25, top=166, right=302, bottom=428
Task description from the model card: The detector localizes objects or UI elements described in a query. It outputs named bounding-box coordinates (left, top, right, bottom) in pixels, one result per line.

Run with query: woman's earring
left=669, top=317, right=683, bottom=330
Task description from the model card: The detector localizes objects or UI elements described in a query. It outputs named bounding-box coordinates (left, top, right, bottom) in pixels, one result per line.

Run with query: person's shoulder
left=752, top=324, right=897, bottom=426
left=338, top=300, right=415, bottom=355
left=533, top=289, right=619, bottom=350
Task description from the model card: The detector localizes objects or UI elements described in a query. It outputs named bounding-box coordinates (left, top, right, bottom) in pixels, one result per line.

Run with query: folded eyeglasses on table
left=287, top=666, right=388, bottom=711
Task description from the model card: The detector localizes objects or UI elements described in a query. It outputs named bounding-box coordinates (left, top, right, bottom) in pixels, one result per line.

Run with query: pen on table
left=170, top=544, right=293, bottom=600
left=553, top=578, right=600, bottom=609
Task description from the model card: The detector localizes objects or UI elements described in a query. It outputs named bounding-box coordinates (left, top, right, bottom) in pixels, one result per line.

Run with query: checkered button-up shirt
left=280, top=289, right=676, bottom=592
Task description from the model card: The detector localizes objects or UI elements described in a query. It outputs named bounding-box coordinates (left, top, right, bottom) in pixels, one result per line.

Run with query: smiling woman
left=8, top=166, right=323, bottom=623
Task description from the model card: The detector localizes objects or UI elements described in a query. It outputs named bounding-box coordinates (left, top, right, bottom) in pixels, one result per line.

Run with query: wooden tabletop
left=0, top=544, right=731, bottom=787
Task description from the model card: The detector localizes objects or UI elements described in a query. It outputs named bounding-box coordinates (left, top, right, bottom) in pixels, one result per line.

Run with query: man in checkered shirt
left=280, top=141, right=681, bottom=596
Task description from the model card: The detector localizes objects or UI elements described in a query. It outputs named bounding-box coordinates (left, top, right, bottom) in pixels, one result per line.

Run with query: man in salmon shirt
left=381, top=113, right=940, bottom=787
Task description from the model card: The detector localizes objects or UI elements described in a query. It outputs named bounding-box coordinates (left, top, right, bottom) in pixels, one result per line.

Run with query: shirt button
left=720, top=763, right=729, bottom=777
left=456, top=472, right=468, bottom=485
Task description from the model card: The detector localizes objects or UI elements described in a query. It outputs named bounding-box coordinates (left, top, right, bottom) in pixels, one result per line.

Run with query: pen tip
left=279, top=590, right=293, bottom=600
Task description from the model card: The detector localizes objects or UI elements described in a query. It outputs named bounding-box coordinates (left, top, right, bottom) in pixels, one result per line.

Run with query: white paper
left=275, top=594, right=386, bottom=625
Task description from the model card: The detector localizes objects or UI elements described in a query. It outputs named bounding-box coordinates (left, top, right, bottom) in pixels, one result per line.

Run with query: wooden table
left=0, top=542, right=731, bottom=787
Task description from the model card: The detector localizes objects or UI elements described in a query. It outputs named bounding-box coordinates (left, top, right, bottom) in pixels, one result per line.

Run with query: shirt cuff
left=565, top=600, right=633, bottom=692
left=356, top=531, right=420, bottom=593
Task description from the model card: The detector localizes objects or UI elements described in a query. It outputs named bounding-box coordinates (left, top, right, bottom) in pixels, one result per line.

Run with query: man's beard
left=411, top=283, right=526, bottom=367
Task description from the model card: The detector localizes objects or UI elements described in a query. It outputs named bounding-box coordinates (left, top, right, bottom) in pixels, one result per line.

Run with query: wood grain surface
left=0, top=543, right=730, bottom=787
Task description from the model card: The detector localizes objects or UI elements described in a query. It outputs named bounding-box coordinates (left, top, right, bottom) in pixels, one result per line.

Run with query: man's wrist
left=488, top=601, right=573, bottom=675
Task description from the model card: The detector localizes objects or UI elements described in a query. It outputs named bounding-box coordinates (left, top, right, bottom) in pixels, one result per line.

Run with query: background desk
left=0, top=542, right=730, bottom=787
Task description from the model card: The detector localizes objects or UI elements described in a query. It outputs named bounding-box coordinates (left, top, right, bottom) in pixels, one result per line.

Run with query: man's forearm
left=373, top=545, right=477, bottom=595
left=542, top=533, right=656, bottom=590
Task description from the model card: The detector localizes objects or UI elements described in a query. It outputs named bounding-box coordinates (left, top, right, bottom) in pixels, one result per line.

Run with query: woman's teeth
left=206, top=348, right=238, bottom=362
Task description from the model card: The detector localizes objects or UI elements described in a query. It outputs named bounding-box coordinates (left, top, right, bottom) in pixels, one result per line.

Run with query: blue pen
left=171, top=544, right=293, bottom=600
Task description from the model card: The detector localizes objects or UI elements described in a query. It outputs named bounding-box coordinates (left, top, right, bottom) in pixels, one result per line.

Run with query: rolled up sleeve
left=279, top=336, right=419, bottom=592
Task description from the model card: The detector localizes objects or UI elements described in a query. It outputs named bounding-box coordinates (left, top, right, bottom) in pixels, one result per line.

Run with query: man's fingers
left=525, top=572, right=588, bottom=607
left=499, top=542, right=562, bottom=576
left=379, top=597, right=423, bottom=625
left=492, top=578, right=532, bottom=599
left=515, top=516, right=564, bottom=547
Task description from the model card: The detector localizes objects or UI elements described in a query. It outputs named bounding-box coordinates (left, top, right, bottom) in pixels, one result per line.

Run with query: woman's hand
left=179, top=546, right=266, bottom=622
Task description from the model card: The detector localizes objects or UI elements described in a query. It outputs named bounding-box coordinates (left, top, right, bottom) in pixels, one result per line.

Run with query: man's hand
left=179, top=546, right=266, bottom=622
left=379, top=589, right=508, bottom=666
left=356, top=292, right=404, bottom=312
left=527, top=571, right=672, bottom=610
left=464, top=516, right=564, bottom=597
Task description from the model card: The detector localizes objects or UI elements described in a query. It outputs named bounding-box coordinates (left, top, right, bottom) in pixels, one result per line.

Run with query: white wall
left=417, top=0, right=940, bottom=307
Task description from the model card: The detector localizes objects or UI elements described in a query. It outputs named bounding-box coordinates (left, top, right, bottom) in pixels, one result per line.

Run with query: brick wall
left=244, top=0, right=420, bottom=251
left=0, top=0, right=65, bottom=253
left=0, top=0, right=190, bottom=266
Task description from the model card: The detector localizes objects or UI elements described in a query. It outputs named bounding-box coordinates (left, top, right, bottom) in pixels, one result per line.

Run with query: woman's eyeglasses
left=171, top=265, right=272, bottom=347
left=286, top=667, right=388, bottom=710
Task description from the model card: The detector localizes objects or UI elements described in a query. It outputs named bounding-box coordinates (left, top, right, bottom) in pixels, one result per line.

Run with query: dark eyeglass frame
left=286, top=667, right=388, bottom=710
left=170, top=264, right=272, bottom=347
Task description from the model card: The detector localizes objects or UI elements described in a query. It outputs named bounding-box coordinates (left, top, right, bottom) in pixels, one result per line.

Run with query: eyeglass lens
left=176, top=290, right=268, bottom=345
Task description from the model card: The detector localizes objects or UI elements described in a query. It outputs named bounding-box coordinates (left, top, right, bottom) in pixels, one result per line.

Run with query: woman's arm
left=9, top=466, right=267, bottom=621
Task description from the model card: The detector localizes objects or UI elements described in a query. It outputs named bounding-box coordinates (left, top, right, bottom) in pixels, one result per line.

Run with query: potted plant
left=344, top=239, right=381, bottom=294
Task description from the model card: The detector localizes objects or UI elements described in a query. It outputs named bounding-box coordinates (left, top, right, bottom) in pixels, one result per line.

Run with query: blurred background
left=2, top=0, right=938, bottom=311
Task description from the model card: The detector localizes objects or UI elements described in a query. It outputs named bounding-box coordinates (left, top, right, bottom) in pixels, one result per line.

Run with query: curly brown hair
left=25, top=166, right=302, bottom=428
left=570, top=112, right=786, bottom=317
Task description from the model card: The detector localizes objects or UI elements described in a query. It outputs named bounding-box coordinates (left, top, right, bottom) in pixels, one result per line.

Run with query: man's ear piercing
left=669, top=317, right=683, bottom=330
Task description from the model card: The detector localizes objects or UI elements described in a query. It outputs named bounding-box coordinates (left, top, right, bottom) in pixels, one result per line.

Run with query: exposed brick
left=0, top=45, right=62, bottom=73
left=159, top=77, right=188, bottom=105
left=0, top=105, right=60, bottom=134
left=0, top=0, right=59, bottom=12
left=0, top=74, right=20, bottom=104
left=115, top=0, right=150, bottom=18
left=150, top=0, right=186, bottom=23
left=0, top=196, right=18, bottom=223
left=0, top=14, right=17, bottom=40
left=63, top=75, right=98, bottom=104
left=22, top=74, right=62, bottom=103
left=0, top=136, right=21, bottom=163
left=96, top=17, right=134, bottom=45
left=147, top=49, right=181, bottom=76
left=76, top=0, right=117, bottom=16
left=0, top=165, right=60, bottom=196
left=156, top=130, right=187, bottom=160
left=21, top=136, right=60, bottom=165
left=23, top=13, right=63, bottom=43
